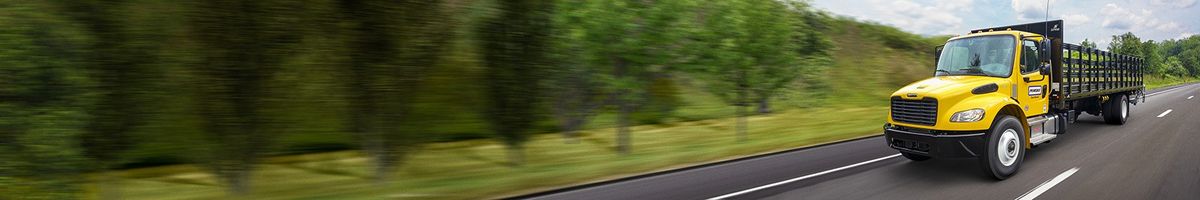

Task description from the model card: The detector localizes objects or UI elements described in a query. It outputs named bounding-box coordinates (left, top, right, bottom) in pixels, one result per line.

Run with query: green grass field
left=98, top=107, right=886, bottom=200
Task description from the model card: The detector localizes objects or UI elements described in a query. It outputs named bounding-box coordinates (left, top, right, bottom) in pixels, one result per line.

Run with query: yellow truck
left=883, top=20, right=1145, bottom=179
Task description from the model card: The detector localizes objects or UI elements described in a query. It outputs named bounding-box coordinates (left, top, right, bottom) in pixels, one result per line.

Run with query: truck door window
left=1021, top=40, right=1040, bottom=74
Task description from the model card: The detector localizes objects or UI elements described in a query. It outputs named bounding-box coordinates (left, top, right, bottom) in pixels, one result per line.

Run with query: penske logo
left=1029, top=86, right=1043, bottom=97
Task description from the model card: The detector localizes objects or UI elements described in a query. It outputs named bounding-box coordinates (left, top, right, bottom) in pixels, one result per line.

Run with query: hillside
left=102, top=17, right=953, bottom=200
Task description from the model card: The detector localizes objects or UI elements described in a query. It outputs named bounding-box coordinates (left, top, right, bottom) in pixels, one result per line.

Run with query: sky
left=811, top=0, right=1200, bottom=48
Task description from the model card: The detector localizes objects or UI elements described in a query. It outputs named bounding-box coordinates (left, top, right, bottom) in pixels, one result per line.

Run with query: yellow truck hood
left=892, top=76, right=1008, bottom=100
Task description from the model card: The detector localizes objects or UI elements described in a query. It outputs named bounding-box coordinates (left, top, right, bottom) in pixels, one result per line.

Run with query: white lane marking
left=1146, top=84, right=1195, bottom=97
left=706, top=154, right=901, bottom=200
left=1016, top=167, right=1080, bottom=200
left=1157, top=109, right=1173, bottom=118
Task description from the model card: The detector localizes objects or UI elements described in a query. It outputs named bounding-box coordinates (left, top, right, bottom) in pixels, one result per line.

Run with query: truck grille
left=891, top=97, right=938, bottom=126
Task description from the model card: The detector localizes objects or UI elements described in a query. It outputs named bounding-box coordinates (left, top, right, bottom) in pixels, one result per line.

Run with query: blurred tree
left=760, top=0, right=831, bottom=114
left=52, top=1, right=158, bottom=198
left=689, top=0, right=815, bottom=140
left=339, top=0, right=455, bottom=180
left=547, top=2, right=603, bottom=143
left=555, top=0, right=694, bottom=154
left=480, top=0, right=554, bottom=165
left=186, top=0, right=306, bottom=195
left=0, top=1, right=90, bottom=199
left=1080, top=38, right=1097, bottom=49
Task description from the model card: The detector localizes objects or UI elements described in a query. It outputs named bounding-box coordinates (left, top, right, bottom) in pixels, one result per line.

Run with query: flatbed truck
left=883, top=20, right=1145, bottom=179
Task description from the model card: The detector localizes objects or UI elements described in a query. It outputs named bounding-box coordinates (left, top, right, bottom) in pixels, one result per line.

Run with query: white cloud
left=1060, top=14, right=1091, bottom=28
left=1012, top=0, right=1056, bottom=21
left=1099, top=3, right=1185, bottom=33
left=869, top=0, right=971, bottom=34
left=1152, top=0, right=1197, bottom=8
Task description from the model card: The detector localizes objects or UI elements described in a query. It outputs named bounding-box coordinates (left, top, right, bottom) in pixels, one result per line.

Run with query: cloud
left=1099, top=3, right=1184, bottom=33
left=1152, top=0, right=1197, bottom=8
left=1012, top=0, right=1056, bottom=21
left=1060, top=14, right=1091, bottom=28
left=869, top=0, right=971, bottom=34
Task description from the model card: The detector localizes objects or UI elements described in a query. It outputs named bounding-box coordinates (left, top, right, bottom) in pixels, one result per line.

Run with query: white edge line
left=706, top=154, right=901, bottom=200
left=1157, top=109, right=1173, bottom=118
left=1147, top=84, right=1193, bottom=97
left=1016, top=167, right=1080, bottom=200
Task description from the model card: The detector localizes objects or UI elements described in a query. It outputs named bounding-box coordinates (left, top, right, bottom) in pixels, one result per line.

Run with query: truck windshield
left=936, top=35, right=1015, bottom=78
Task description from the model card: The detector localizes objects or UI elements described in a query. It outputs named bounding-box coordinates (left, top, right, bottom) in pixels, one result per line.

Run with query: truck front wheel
left=1103, top=94, right=1129, bottom=125
left=979, top=115, right=1025, bottom=180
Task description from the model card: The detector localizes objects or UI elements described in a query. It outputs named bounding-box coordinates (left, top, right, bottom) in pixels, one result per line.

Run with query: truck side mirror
left=1040, top=63, right=1051, bottom=75
left=1039, top=39, right=1051, bottom=63
left=934, top=45, right=944, bottom=66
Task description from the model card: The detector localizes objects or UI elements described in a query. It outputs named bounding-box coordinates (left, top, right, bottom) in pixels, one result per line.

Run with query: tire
left=979, top=115, right=1025, bottom=180
left=1103, top=94, right=1129, bottom=125
left=902, top=152, right=931, bottom=161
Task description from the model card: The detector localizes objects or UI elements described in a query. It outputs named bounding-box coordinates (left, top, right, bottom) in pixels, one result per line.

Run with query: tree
left=545, top=31, right=604, bottom=143
left=186, top=0, right=306, bottom=195
left=758, top=0, right=831, bottom=114
left=688, top=0, right=818, bottom=140
left=1163, top=56, right=1187, bottom=76
left=1108, top=32, right=1143, bottom=56
left=479, top=0, right=555, bottom=165
left=1080, top=38, right=1097, bottom=49
left=555, top=0, right=694, bottom=154
left=52, top=1, right=159, bottom=198
left=0, top=1, right=90, bottom=198
left=338, top=0, right=455, bottom=182
left=1109, top=32, right=1163, bottom=75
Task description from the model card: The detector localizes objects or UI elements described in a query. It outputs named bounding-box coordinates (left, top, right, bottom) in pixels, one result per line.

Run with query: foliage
left=338, top=0, right=456, bottom=181
left=185, top=0, right=309, bottom=195
left=1080, top=38, right=1097, bottom=49
left=0, top=1, right=90, bottom=199
left=479, top=0, right=555, bottom=165
left=553, top=0, right=695, bottom=154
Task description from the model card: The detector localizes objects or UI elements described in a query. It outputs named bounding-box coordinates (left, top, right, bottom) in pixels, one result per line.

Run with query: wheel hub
left=997, top=129, right=1019, bottom=166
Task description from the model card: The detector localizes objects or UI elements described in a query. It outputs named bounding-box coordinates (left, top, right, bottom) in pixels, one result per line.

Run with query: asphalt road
left=519, top=83, right=1200, bottom=200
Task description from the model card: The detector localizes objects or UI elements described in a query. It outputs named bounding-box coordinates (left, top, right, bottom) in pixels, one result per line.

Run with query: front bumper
left=883, top=124, right=987, bottom=158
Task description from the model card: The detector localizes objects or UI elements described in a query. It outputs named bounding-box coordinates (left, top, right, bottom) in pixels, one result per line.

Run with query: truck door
left=1017, top=38, right=1050, bottom=117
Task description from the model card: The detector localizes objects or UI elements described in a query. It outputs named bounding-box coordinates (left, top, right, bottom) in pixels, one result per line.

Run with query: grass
left=95, top=107, right=888, bottom=200
left=1144, top=75, right=1200, bottom=90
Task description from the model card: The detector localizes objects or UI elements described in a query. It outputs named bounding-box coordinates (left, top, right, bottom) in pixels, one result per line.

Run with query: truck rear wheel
left=901, top=152, right=931, bottom=161
left=1103, top=94, right=1129, bottom=125
left=979, top=116, right=1025, bottom=180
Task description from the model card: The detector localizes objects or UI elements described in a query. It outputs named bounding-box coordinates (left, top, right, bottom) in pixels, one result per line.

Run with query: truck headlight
left=950, top=109, right=985, bottom=122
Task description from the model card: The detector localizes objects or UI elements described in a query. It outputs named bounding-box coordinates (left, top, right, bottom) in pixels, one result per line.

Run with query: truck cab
left=883, top=20, right=1144, bottom=180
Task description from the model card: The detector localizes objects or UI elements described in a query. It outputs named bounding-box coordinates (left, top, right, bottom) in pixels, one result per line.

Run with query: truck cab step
left=1030, top=132, right=1057, bottom=146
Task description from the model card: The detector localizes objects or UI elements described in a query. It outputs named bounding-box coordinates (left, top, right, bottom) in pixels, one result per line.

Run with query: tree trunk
left=366, top=133, right=393, bottom=184
left=231, top=170, right=251, bottom=195
left=737, top=104, right=748, bottom=142
left=617, top=99, right=632, bottom=154
left=97, top=162, right=122, bottom=200
left=757, top=96, right=770, bottom=114
left=562, top=118, right=582, bottom=144
left=737, top=71, right=749, bottom=142
left=507, top=144, right=525, bottom=166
